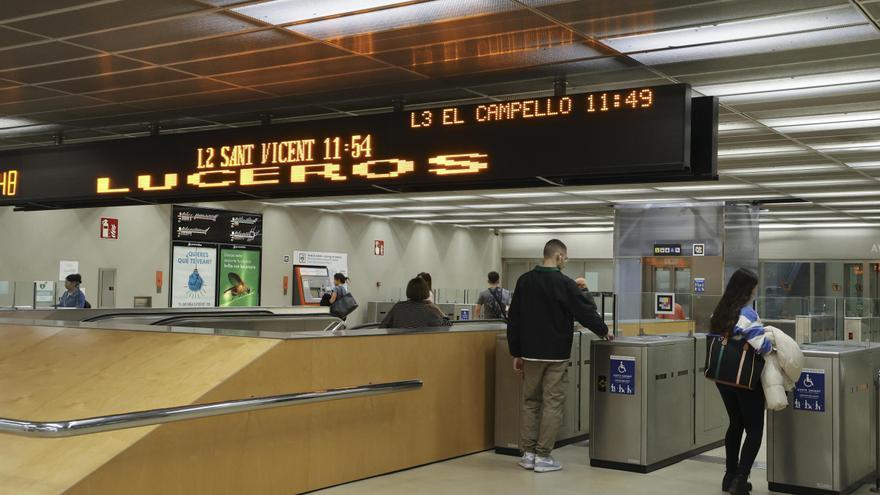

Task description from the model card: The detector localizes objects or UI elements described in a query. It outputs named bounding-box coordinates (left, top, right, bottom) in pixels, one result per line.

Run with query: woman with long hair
left=710, top=268, right=771, bottom=495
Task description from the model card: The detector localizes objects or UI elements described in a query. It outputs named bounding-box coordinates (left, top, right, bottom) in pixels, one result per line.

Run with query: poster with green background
left=218, top=248, right=261, bottom=307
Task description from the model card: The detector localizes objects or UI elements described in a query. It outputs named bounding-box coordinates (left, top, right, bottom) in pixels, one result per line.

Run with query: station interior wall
left=0, top=204, right=502, bottom=325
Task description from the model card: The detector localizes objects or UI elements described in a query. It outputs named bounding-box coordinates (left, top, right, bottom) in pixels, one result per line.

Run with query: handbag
left=705, top=334, right=764, bottom=390
left=330, top=292, right=359, bottom=318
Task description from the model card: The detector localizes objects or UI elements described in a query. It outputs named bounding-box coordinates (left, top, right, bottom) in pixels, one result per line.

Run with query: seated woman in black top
left=379, top=277, right=452, bottom=329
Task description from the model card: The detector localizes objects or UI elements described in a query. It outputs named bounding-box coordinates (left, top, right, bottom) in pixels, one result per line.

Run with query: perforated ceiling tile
left=170, top=42, right=349, bottom=76
left=325, top=9, right=554, bottom=54
left=0, top=95, right=113, bottom=117
left=0, top=85, right=66, bottom=105
left=137, top=88, right=270, bottom=111
left=86, top=78, right=240, bottom=103
left=25, top=103, right=144, bottom=124
left=69, top=11, right=263, bottom=52
left=215, top=56, right=386, bottom=86
left=123, top=29, right=310, bottom=65
left=0, top=0, right=113, bottom=23
left=0, top=42, right=101, bottom=71
left=0, top=25, right=43, bottom=47
left=0, top=55, right=149, bottom=85
left=255, top=67, right=424, bottom=96
left=41, top=67, right=195, bottom=94
left=7, top=0, right=208, bottom=38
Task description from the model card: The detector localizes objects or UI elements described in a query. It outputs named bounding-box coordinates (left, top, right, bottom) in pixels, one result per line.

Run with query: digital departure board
left=0, top=84, right=716, bottom=210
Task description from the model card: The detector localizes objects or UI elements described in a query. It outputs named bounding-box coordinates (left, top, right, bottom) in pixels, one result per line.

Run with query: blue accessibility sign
left=610, top=355, right=636, bottom=396
left=793, top=369, right=825, bottom=413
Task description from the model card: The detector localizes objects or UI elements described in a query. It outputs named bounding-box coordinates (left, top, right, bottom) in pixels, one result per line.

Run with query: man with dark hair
left=508, top=239, right=612, bottom=473
left=475, top=271, right=510, bottom=320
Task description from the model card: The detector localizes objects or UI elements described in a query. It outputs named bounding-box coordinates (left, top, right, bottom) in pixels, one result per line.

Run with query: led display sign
left=0, top=84, right=715, bottom=210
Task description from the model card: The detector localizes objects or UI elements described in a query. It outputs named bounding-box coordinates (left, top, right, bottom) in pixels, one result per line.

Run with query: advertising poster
left=171, top=245, right=217, bottom=308
left=172, top=205, right=262, bottom=246
left=218, top=248, right=261, bottom=307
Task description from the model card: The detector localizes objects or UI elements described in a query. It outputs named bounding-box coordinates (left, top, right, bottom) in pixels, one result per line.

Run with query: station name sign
left=0, top=84, right=715, bottom=209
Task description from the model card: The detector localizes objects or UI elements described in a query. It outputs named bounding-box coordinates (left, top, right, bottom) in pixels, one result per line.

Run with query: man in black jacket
left=507, top=239, right=612, bottom=473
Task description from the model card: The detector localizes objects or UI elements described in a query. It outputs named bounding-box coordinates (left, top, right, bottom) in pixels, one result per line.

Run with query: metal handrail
left=0, top=380, right=422, bottom=438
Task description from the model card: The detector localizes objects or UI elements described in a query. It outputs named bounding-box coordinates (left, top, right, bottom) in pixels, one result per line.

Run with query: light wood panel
left=0, top=324, right=277, bottom=495
left=69, top=330, right=501, bottom=495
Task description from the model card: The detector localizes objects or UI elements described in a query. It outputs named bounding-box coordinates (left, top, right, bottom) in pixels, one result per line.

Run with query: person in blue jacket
left=58, top=273, right=87, bottom=308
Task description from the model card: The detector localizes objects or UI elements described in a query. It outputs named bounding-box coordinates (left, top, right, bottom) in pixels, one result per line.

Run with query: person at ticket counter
left=379, top=277, right=451, bottom=329
left=417, top=272, right=434, bottom=303
left=474, top=271, right=510, bottom=320
left=507, top=239, right=611, bottom=473
left=709, top=268, right=770, bottom=495
left=58, top=273, right=87, bottom=308
left=327, top=273, right=349, bottom=305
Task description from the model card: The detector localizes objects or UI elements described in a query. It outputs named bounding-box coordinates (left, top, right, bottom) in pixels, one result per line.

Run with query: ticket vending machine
left=292, top=265, right=332, bottom=306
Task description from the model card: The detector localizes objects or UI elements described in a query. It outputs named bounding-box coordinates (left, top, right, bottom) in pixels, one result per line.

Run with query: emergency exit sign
left=100, top=217, right=119, bottom=239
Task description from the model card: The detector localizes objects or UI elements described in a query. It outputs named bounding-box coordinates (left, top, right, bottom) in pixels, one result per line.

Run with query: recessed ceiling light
left=533, top=200, right=608, bottom=206
left=718, top=122, right=761, bottom=132
left=720, top=165, right=840, bottom=175
left=338, top=197, right=409, bottom=204
left=810, top=140, right=880, bottom=151
left=397, top=205, right=459, bottom=211
left=695, top=68, right=880, bottom=97
left=386, top=213, right=435, bottom=218
left=233, top=0, right=411, bottom=25
left=511, top=210, right=572, bottom=215
left=337, top=207, right=398, bottom=213
left=411, top=195, right=481, bottom=202
left=799, top=190, right=880, bottom=198
left=761, top=222, right=879, bottom=229
left=500, top=227, right=613, bottom=234
left=483, top=192, right=564, bottom=199
left=843, top=209, right=880, bottom=214
left=693, top=194, right=785, bottom=200
left=288, top=0, right=521, bottom=38
left=847, top=161, right=880, bottom=169
left=444, top=212, right=496, bottom=217
left=774, top=216, right=853, bottom=221
left=613, top=197, right=691, bottom=203
left=717, top=145, right=805, bottom=157
left=822, top=200, right=880, bottom=206
left=763, top=210, right=839, bottom=215
left=654, top=184, right=752, bottom=192
left=569, top=188, right=654, bottom=195
left=431, top=219, right=484, bottom=223
left=758, top=179, right=870, bottom=188
left=282, top=199, right=342, bottom=206
left=462, top=203, right=525, bottom=209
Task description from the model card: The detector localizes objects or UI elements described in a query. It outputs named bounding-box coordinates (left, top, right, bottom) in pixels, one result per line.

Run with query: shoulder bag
left=330, top=292, right=359, bottom=319
left=705, top=334, right=764, bottom=390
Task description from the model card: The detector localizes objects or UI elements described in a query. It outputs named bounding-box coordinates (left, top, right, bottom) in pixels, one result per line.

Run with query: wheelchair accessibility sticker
left=793, top=368, right=825, bottom=413
left=610, top=355, right=636, bottom=396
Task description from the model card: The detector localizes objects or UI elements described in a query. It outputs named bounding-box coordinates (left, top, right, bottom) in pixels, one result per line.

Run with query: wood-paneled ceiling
left=2, top=0, right=880, bottom=229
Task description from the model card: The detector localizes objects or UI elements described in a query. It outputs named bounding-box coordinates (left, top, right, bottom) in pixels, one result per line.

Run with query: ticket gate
left=694, top=333, right=728, bottom=447
left=795, top=314, right=837, bottom=344
left=494, top=331, right=595, bottom=455
left=768, top=342, right=880, bottom=495
left=590, top=335, right=722, bottom=472
left=843, top=317, right=880, bottom=342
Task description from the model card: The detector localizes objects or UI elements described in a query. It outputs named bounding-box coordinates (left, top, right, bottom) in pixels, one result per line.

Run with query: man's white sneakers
left=518, top=452, right=536, bottom=470
left=533, top=456, right=562, bottom=473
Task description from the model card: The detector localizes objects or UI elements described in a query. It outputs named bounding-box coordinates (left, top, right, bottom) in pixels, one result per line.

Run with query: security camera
left=493, top=228, right=500, bottom=236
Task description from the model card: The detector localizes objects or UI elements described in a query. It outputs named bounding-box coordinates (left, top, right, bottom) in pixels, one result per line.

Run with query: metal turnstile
left=768, top=342, right=880, bottom=495
left=494, top=331, right=592, bottom=455
left=844, top=317, right=880, bottom=343
left=796, top=314, right=837, bottom=344
left=365, top=302, right=396, bottom=323
left=694, top=334, right=728, bottom=447
left=591, top=335, right=719, bottom=472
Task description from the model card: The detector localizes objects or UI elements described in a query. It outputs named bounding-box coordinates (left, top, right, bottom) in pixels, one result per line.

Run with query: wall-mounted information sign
left=653, top=244, right=683, bottom=256
left=0, top=84, right=717, bottom=210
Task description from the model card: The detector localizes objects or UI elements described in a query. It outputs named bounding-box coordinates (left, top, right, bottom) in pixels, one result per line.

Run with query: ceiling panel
left=0, top=55, right=148, bottom=85
left=255, top=67, right=424, bottom=96
left=8, top=0, right=206, bottom=38
left=86, top=78, right=240, bottom=103
left=0, top=95, right=112, bottom=116
left=41, top=66, right=194, bottom=94
left=325, top=9, right=555, bottom=54
left=0, top=85, right=65, bottom=105
left=0, top=25, right=43, bottom=47
left=170, top=42, right=350, bottom=76
left=122, top=29, right=310, bottom=65
left=0, top=42, right=101, bottom=71
left=69, top=11, right=263, bottom=52
left=0, top=1, right=117, bottom=23
left=214, top=56, right=387, bottom=86
left=129, top=88, right=269, bottom=111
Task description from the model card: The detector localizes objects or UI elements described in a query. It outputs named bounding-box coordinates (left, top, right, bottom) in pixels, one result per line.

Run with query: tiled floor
left=314, top=442, right=877, bottom=494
